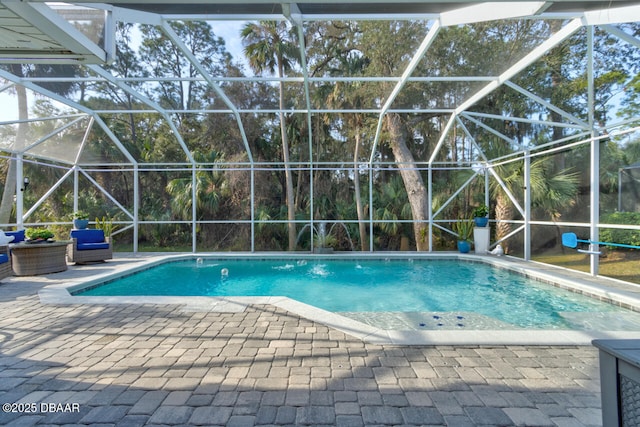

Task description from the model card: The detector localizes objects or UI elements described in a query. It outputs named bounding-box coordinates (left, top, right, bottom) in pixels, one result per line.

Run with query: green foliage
left=315, top=230, right=338, bottom=249
left=166, top=151, right=226, bottom=220
left=95, top=216, right=117, bottom=237
left=373, top=175, right=412, bottom=240
left=451, top=216, right=474, bottom=242
left=600, top=212, right=640, bottom=248
left=73, top=211, right=89, bottom=220
left=473, top=204, right=489, bottom=218
left=25, top=227, right=55, bottom=240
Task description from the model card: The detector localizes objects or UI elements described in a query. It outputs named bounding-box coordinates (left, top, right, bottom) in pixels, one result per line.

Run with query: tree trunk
left=0, top=73, right=28, bottom=225
left=353, top=127, right=368, bottom=251
left=278, top=61, right=296, bottom=251
left=0, top=158, right=16, bottom=225
left=549, top=20, right=565, bottom=173
left=386, top=114, right=429, bottom=251
left=494, top=191, right=513, bottom=253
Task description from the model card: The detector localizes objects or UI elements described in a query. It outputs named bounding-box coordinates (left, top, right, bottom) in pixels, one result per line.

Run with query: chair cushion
left=5, top=229, right=25, bottom=243
left=0, top=253, right=8, bottom=264
left=71, top=229, right=105, bottom=244
left=77, top=242, right=110, bottom=251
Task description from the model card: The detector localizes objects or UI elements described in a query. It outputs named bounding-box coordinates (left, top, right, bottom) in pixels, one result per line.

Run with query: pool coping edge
left=38, top=252, right=640, bottom=346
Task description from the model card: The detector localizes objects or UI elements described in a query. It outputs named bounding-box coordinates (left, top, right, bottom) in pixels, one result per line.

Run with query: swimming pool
left=75, top=257, right=640, bottom=331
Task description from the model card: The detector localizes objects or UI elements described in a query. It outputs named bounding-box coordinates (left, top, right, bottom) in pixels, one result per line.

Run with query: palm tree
left=241, top=21, right=300, bottom=250
left=374, top=175, right=413, bottom=250
left=325, top=55, right=370, bottom=250
left=490, top=156, right=579, bottom=253
left=166, top=151, right=225, bottom=220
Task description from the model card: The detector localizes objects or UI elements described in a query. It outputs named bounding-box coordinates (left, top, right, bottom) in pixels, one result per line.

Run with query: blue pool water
left=77, top=258, right=640, bottom=330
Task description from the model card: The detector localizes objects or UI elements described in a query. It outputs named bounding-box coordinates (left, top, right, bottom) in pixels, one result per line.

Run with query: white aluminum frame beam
left=369, top=21, right=440, bottom=163
left=73, top=116, right=95, bottom=165
left=428, top=113, right=457, bottom=164
left=602, top=24, right=640, bottom=49
left=433, top=170, right=483, bottom=220
left=23, top=167, right=75, bottom=221
left=21, top=116, right=86, bottom=154
left=79, top=167, right=134, bottom=220
left=503, top=81, right=590, bottom=129
left=587, top=26, right=599, bottom=276
left=487, top=165, right=525, bottom=219
left=455, top=18, right=583, bottom=114
left=88, top=64, right=196, bottom=164
left=2, top=0, right=639, bottom=257
left=459, top=113, right=517, bottom=148
left=1, top=1, right=110, bottom=63
left=0, top=68, right=137, bottom=165
left=463, top=111, right=588, bottom=130
left=161, top=20, right=254, bottom=164
left=456, top=116, right=489, bottom=163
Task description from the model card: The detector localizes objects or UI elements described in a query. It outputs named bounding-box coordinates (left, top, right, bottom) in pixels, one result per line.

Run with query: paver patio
left=0, top=255, right=603, bottom=426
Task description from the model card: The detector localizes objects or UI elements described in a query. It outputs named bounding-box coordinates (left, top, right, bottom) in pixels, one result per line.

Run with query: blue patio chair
left=5, top=229, right=25, bottom=244
left=0, top=245, right=13, bottom=281
left=67, top=229, right=112, bottom=264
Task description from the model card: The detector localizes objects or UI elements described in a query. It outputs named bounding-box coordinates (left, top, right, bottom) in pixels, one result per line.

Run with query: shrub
left=600, top=212, right=640, bottom=248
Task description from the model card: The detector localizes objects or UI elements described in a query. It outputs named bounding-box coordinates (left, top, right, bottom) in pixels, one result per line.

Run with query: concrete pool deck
left=0, top=252, right=631, bottom=426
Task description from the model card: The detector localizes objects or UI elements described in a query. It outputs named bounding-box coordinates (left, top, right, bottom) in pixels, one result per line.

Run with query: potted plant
left=25, top=227, right=55, bottom=243
left=473, top=204, right=489, bottom=227
left=73, top=211, right=90, bottom=229
left=452, top=216, right=474, bottom=253
left=95, top=215, right=117, bottom=247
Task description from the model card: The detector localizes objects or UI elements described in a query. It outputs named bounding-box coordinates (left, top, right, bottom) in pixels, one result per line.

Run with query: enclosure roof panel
left=69, top=0, right=640, bottom=15
left=0, top=1, right=109, bottom=63
left=1, top=0, right=639, bottom=165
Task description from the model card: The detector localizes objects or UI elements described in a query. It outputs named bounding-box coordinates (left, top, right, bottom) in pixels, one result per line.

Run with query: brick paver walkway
left=0, top=262, right=603, bottom=426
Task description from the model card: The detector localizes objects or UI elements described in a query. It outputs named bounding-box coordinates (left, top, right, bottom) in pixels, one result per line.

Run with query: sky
left=211, top=20, right=248, bottom=70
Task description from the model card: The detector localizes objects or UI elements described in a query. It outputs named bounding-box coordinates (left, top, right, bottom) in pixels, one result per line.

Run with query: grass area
left=533, top=248, right=640, bottom=285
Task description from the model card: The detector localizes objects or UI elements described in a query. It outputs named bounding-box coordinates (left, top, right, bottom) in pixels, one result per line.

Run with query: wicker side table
left=11, top=241, right=70, bottom=276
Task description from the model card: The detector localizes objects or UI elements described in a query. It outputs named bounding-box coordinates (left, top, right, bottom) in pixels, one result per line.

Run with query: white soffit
left=0, top=1, right=109, bottom=63
left=583, top=4, right=640, bottom=25
left=440, top=2, right=547, bottom=26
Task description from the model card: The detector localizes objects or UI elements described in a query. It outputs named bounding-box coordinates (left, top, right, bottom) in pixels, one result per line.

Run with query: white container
left=473, top=227, right=490, bottom=254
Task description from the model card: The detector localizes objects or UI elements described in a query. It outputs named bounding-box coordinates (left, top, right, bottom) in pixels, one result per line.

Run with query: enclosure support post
left=484, top=165, right=490, bottom=252
left=73, top=167, right=79, bottom=218
left=192, top=165, right=197, bottom=253
left=524, top=151, right=531, bottom=261
left=484, top=167, right=490, bottom=217
left=369, top=166, right=374, bottom=252
left=588, top=26, right=599, bottom=276
left=618, top=168, right=622, bottom=212
left=309, top=154, right=314, bottom=252
left=428, top=165, right=433, bottom=252
left=251, top=167, right=255, bottom=252
left=133, top=165, right=139, bottom=253
left=15, top=154, right=24, bottom=229
left=590, top=135, right=600, bottom=276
